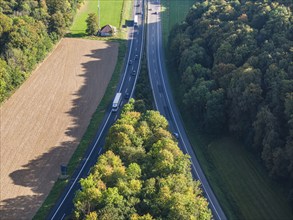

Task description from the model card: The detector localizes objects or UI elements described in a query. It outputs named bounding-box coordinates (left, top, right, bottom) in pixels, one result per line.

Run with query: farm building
left=98, top=25, right=116, bottom=37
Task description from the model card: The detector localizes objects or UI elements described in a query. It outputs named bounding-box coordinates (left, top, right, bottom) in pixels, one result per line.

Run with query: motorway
left=48, top=0, right=227, bottom=219
left=47, top=1, right=145, bottom=219
left=146, top=0, right=227, bottom=219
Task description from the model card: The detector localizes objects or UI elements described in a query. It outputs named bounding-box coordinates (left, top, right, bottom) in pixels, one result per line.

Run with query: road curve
left=46, top=1, right=145, bottom=219
left=146, top=0, right=227, bottom=219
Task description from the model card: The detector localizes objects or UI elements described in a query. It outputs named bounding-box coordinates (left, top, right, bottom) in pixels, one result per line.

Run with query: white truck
left=112, top=92, right=122, bottom=112
left=134, top=15, right=138, bottom=27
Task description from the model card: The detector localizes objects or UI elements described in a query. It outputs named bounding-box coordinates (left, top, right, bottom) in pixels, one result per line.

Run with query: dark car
left=124, top=92, right=130, bottom=99
left=173, top=132, right=179, bottom=139
left=134, top=54, right=138, bottom=60
left=128, top=60, right=133, bottom=65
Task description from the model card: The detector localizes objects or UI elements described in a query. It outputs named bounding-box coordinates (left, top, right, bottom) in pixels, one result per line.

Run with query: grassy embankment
left=33, top=0, right=133, bottom=218
left=160, top=1, right=293, bottom=220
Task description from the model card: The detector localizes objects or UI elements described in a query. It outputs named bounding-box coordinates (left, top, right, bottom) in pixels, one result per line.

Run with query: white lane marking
left=129, top=76, right=131, bottom=82
left=146, top=10, right=158, bottom=109
left=98, top=148, right=102, bottom=155
left=87, top=168, right=91, bottom=175
left=118, top=19, right=135, bottom=92
left=61, top=214, right=65, bottom=220
left=154, top=1, right=223, bottom=219
left=52, top=1, right=144, bottom=219
left=114, top=115, right=118, bottom=121
left=130, top=0, right=145, bottom=99
left=50, top=113, right=112, bottom=219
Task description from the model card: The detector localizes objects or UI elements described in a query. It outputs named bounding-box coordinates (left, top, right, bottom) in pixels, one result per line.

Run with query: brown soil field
left=0, top=38, right=118, bottom=219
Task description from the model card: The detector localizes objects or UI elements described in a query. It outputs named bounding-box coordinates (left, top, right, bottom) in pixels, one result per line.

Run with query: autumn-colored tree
left=74, top=104, right=212, bottom=219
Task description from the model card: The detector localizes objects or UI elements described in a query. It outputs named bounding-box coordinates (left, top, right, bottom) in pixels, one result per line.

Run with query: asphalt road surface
left=47, top=1, right=145, bottom=219
left=146, top=0, right=227, bottom=219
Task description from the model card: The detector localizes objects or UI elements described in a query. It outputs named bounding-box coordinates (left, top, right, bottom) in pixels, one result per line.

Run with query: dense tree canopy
left=169, top=0, right=292, bottom=194
left=74, top=100, right=212, bottom=219
left=0, top=0, right=83, bottom=103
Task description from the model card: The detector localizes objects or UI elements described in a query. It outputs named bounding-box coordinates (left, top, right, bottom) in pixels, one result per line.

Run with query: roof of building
left=100, top=24, right=114, bottom=33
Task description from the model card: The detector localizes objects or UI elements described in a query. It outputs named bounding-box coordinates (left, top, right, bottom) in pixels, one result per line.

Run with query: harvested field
left=0, top=38, right=118, bottom=219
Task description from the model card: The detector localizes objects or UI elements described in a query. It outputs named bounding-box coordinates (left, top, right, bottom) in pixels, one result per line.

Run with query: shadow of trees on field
left=1, top=38, right=127, bottom=219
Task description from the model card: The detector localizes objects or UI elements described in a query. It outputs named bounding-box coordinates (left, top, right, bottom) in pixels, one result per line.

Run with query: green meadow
left=70, top=0, right=129, bottom=37
left=160, top=0, right=194, bottom=46
left=34, top=0, right=133, bottom=218
left=160, top=0, right=293, bottom=219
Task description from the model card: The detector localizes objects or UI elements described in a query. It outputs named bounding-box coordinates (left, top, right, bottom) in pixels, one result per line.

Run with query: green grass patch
left=33, top=0, right=133, bottom=217
left=160, top=0, right=194, bottom=47
left=70, top=0, right=131, bottom=37
left=208, top=138, right=292, bottom=220
left=160, top=1, right=293, bottom=220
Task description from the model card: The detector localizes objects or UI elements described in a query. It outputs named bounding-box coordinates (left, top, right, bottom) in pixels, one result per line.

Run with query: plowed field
left=0, top=38, right=118, bottom=219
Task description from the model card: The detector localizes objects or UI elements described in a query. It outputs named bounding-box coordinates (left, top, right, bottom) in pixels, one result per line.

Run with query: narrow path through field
left=0, top=38, right=118, bottom=220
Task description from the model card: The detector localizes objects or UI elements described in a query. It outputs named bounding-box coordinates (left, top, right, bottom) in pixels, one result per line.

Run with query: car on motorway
left=134, top=55, right=138, bottom=60
left=124, top=92, right=130, bottom=99
left=131, top=70, right=136, bottom=76
left=173, top=132, right=179, bottom=139
left=128, top=60, right=133, bottom=65
left=153, top=11, right=157, bottom=15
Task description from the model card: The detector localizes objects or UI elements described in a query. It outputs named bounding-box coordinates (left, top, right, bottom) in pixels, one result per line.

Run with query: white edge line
left=130, top=0, right=146, bottom=99
left=146, top=1, right=158, bottom=109
left=155, top=0, right=222, bottom=219
left=118, top=1, right=137, bottom=92
left=52, top=2, right=140, bottom=219
left=50, top=113, right=111, bottom=219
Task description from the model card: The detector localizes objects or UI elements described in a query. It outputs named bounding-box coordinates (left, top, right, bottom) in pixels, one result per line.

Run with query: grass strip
left=33, top=39, right=127, bottom=220
left=34, top=0, right=133, bottom=217
left=160, top=1, right=293, bottom=220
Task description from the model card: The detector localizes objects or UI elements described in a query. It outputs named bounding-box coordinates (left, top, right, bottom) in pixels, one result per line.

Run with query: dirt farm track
left=0, top=38, right=118, bottom=219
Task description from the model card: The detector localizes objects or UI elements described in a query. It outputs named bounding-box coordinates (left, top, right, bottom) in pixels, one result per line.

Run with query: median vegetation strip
left=34, top=0, right=134, bottom=218
left=73, top=101, right=212, bottom=219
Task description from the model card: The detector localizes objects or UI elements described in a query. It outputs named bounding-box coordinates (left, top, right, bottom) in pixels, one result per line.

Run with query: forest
left=169, top=0, right=293, bottom=196
left=0, top=0, right=83, bottom=103
left=73, top=100, right=212, bottom=219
